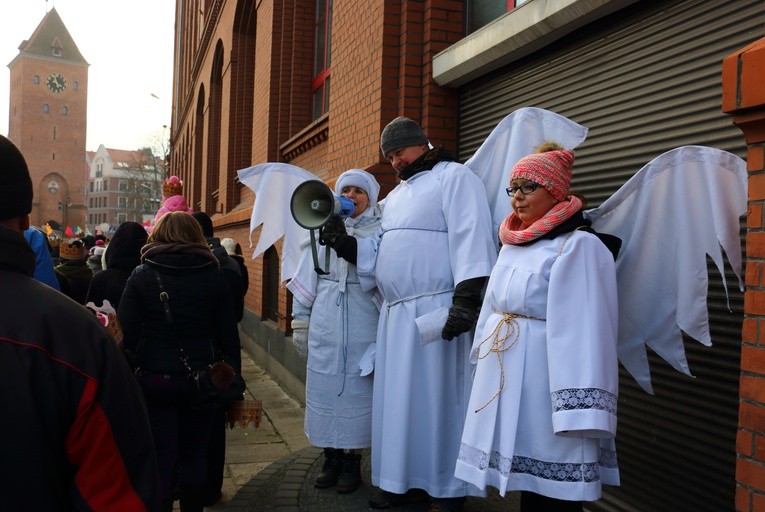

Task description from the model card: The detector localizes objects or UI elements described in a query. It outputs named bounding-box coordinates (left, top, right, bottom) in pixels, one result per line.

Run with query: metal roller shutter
left=456, top=1, right=762, bottom=510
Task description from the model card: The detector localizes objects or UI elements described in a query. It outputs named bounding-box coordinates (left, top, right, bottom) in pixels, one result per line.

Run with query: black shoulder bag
left=152, top=269, right=246, bottom=410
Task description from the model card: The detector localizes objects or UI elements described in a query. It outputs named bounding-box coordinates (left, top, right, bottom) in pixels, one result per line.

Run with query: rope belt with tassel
left=474, top=311, right=545, bottom=413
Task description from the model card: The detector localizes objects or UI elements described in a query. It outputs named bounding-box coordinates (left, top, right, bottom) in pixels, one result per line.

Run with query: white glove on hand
left=291, top=319, right=309, bottom=359
left=292, top=328, right=308, bottom=359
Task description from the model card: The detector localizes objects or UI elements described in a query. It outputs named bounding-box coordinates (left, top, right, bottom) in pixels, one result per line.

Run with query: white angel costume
left=452, top=109, right=746, bottom=504
left=287, top=204, right=382, bottom=448
left=356, top=160, right=497, bottom=498
left=455, top=229, right=620, bottom=500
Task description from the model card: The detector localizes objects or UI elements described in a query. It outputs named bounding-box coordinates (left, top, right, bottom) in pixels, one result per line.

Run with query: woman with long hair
left=118, top=211, right=241, bottom=512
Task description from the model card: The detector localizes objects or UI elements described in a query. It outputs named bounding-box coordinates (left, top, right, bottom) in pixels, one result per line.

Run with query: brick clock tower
left=7, top=7, right=88, bottom=231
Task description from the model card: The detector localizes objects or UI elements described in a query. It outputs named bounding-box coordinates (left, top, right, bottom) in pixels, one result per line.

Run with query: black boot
left=315, top=448, right=343, bottom=489
left=336, top=452, right=362, bottom=494
left=179, top=484, right=207, bottom=512
left=162, top=498, right=174, bottom=512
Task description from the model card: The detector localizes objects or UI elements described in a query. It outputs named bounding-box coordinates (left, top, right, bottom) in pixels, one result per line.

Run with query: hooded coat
left=85, top=221, right=148, bottom=310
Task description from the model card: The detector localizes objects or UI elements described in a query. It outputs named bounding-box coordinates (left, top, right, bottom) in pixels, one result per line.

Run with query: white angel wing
left=584, top=145, right=747, bottom=394
left=464, top=107, right=589, bottom=234
left=237, top=162, right=320, bottom=282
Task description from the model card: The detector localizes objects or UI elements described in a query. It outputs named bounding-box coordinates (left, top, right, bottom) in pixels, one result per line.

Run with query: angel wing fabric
left=237, top=162, right=319, bottom=282
left=584, top=145, right=746, bottom=393
left=464, top=107, right=589, bottom=236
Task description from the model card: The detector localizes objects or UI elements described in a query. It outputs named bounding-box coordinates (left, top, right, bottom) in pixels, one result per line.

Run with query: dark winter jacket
left=0, top=225, right=160, bottom=511
left=118, top=246, right=241, bottom=376
left=86, top=221, right=148, bottom=309
left=231, top=253, right=249, bottom=295
left=207, top=237, right=244, bottom=322
left=55, top=259, right=93, bottom=304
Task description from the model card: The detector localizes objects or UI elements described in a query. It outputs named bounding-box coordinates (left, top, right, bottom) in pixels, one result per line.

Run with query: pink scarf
left=498, top=195, right=583, bottom=245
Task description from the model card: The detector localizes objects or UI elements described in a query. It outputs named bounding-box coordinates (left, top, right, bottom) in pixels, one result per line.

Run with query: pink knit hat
left=510, top=146, right=575, bottom=202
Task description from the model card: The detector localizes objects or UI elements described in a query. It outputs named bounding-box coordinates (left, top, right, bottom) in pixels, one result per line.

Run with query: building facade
left=169, top=0, right=765, bottom=509
left=7, top=7, right=88, bottom=230
left=85, top=145, right=165, bottom=234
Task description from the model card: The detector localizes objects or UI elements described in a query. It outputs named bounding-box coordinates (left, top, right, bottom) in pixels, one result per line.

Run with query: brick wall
left=170, top=0, right=466, bottom=391
left=722, top=37, right=765, bottom=512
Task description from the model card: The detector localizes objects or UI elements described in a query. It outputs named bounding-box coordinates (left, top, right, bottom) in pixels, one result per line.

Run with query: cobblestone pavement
left=192, top=350, right=520, bottom=511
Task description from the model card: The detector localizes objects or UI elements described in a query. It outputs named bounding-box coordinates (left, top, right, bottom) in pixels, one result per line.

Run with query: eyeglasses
left=506, top=182, right=540, bottom=196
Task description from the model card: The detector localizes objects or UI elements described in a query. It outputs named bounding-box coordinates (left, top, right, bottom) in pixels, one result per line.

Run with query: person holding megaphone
left=286, top=169, right=382, bottom=495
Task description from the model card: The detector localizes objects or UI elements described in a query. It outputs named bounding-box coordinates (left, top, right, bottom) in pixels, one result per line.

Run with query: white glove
left=292, top=329, right=308, bottom=359
left=291, top=319, right=309, bottom=359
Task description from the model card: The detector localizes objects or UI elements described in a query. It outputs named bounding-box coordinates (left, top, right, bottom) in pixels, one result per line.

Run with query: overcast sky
left=0, top=0, right=175, bottom=153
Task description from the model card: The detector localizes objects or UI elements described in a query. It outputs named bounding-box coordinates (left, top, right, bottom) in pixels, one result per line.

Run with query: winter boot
left=336, top=452, right=362, bottom=494
left=178, top=484, right=207, bottom=512
left=314, top=448, right=344, bottom=489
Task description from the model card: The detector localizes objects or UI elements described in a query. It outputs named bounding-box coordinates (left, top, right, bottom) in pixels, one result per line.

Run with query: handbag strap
left=152, top=268, right=194, bottom=374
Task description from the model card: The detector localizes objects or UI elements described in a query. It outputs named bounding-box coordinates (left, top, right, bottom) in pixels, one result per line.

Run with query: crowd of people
left=1, top=110, right=621, bottom=512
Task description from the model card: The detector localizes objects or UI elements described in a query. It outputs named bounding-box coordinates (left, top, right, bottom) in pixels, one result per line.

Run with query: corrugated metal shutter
left=456, top=1, right=762, bottom=511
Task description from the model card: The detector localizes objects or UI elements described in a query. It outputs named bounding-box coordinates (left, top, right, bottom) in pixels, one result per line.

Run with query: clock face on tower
left=46, top=73, right=67, bottom=93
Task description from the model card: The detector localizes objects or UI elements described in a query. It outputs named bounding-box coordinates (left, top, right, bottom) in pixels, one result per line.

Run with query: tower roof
left=13, top=7, right=88, bottom=66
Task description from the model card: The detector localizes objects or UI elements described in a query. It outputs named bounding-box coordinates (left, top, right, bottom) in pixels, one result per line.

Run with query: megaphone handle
left=310, top=229, right=330, bottom=275
left=324, top=236, right=331, bottom=273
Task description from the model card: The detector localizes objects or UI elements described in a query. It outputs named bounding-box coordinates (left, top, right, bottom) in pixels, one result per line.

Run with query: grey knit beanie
left=380, top=117, right=429, bottom=157
left=0, top=135, right=33, bottom=221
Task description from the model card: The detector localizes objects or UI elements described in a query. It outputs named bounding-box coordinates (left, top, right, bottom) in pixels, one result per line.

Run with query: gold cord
left=474, top=312, right=542, bottom=413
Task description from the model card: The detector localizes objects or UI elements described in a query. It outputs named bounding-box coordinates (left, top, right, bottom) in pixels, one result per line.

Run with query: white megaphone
left=290, top=180, right=355, bottom=275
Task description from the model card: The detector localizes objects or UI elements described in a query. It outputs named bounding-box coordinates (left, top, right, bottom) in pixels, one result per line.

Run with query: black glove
left=319, top=216, right=347, bottom=247
left=441, top=301, right=480, bottom=341
left=319, top=216, right=358, bottom=265
left=441, top=277, right=488, bottom=341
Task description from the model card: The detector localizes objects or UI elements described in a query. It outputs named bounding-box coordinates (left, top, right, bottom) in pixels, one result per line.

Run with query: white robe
left=287, top=208, right=381, bottom=449
left=357, top=161, right=497, bottom=498
left=455, top=230, right=620, bottom=501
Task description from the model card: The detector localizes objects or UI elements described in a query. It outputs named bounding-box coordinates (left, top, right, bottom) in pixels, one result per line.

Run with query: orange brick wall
left=170, top=0, right=465, bottom=339
left=722, top=37, right=765, bottom=512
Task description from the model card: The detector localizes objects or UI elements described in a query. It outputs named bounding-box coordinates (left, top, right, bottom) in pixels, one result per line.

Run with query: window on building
left=89, top=182, right=94, bottom=192
left=33, top=75, right=40, bottom=85
left=118, top=197, right=127, bottom=208
left=467, top=0, right=530, bottom=33
left=119, top=180, right=127, bottom=192
left=61, top=106, right=68, bottom=115
left=42, top=104, right=49, bottom=113
left=96, top=163, right=103, bottom=178
left=117, top=214, right=127, bottom=224
left=311, top=0, right=332, bottom=120
left=73, top=81, right=78, bottom=90
left=52, top=47, right=62, bottom=57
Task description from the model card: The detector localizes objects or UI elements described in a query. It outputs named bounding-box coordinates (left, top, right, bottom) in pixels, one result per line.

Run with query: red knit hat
left=510, top=143, right=575, bottom=202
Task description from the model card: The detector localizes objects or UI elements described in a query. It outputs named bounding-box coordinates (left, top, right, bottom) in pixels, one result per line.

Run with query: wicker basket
left=227, top=399, right=262, bottom=429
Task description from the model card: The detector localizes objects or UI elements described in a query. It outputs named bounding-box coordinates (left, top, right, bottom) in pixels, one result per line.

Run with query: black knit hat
left=0, top=135, right=33, bottom=221
left=192, top=211, right=214, bottom=238
left=380, top=117, right=429, bottom=157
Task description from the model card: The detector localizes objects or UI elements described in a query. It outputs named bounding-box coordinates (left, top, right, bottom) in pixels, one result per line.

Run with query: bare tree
left=119, top=148, right=166, bottom=224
